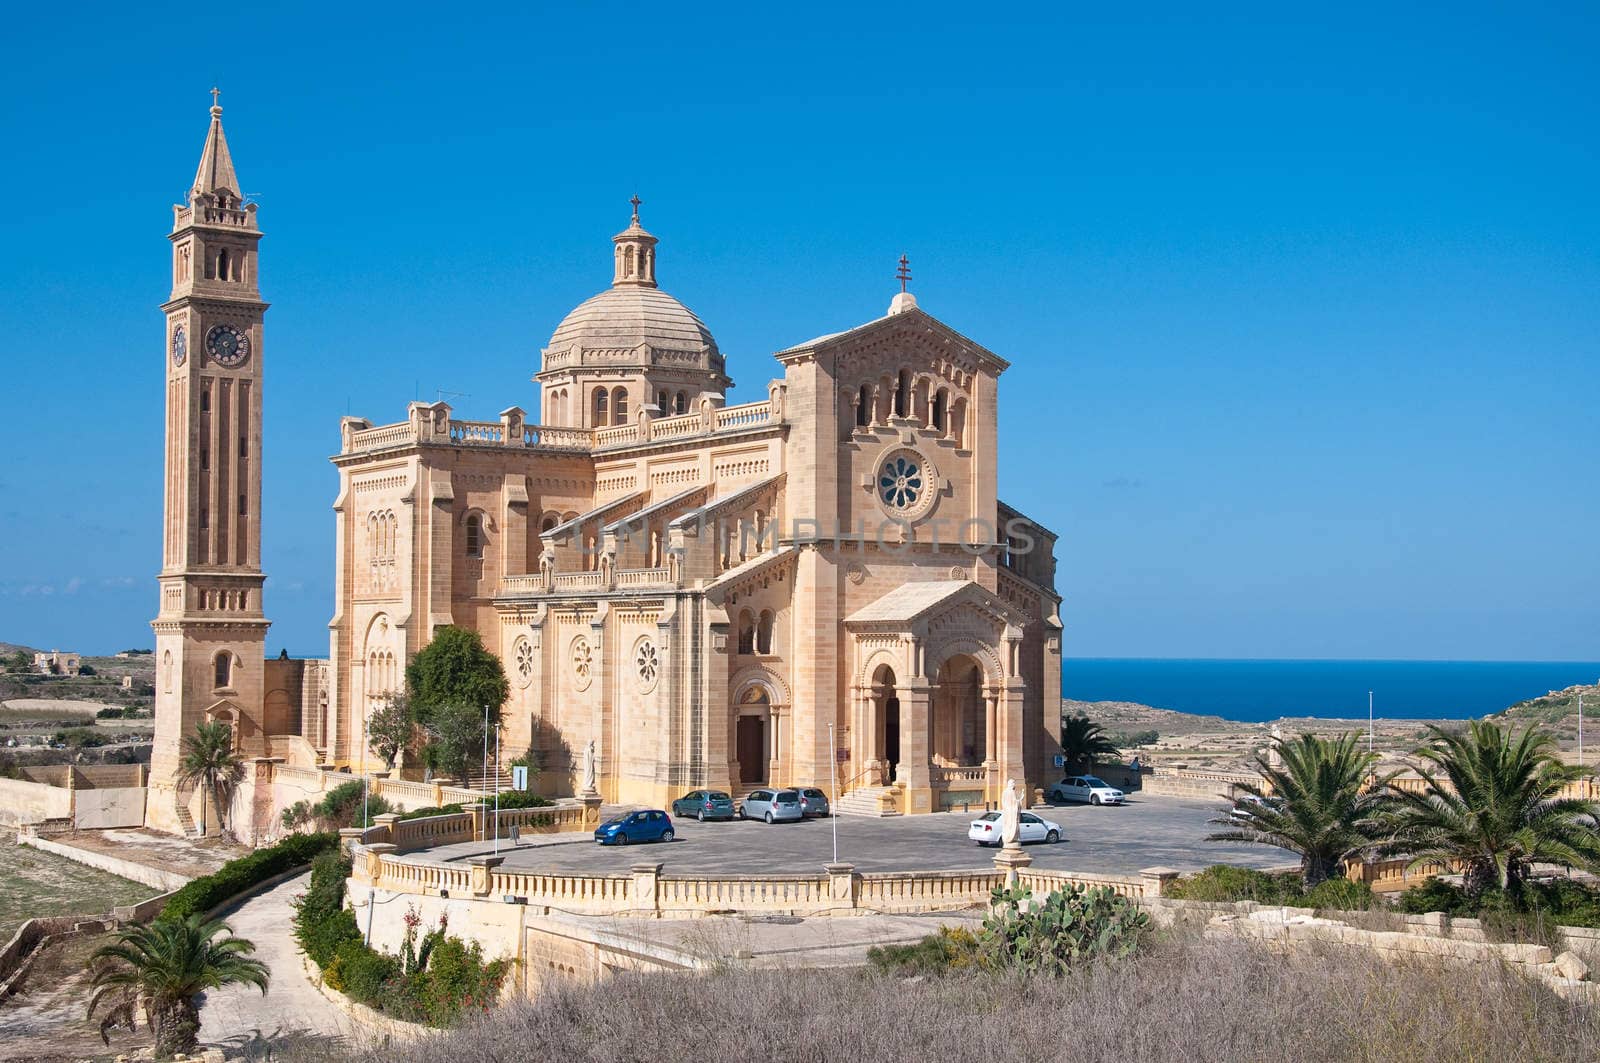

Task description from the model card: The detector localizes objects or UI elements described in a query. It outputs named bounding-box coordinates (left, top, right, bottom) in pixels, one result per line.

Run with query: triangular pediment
left=845, top=579, right=1026, bottom=632
left=774, top=306, right=1009, bottom=374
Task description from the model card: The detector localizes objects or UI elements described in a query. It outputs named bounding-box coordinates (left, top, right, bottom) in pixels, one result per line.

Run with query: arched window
left=465, top=513, right=483, bottom=558
left=894, top=370, right=911, bottom=418
left=540, top=513, right=559, bottom=533
left=657, top=389, right=669, bottom=411
left=674, top=391, right=688, bottom=415
left=756, top=609, right=775, bottom=655
left=593, top=388, right=608, bottom=425
left=161, top=650, right=173, bottom=693
left=612, top=387, right=628, bottom=425
left=736, top=609, right=755, bottom=655
left=932, top=388, right=948, bottom=432
left=217, top=247, right=230, bottom=281
left=856, top=384, right=872, bottom=427
left=213, top=652, right=232, bottom=690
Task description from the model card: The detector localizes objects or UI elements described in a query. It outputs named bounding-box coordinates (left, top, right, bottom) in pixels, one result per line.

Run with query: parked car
left=795, top=787, right=831, bottom=817
left=738, top=788, right=803, bottom=823
left=1228, top=794, right=1283, bottom=823
left=968, top=810, right=1063, bottom=846
left=594, top=809, right=675, bottom=845
left=1048, top=775, right=1125, bottom=806
left=671, top=789, right=736, bottom=821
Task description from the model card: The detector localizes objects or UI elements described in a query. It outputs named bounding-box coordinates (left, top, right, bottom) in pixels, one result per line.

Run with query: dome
left=545, top=284, right=719, bottom=360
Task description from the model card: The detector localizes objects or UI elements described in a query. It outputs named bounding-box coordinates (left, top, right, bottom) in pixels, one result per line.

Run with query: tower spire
left=191, top=88, right=242, bottom=203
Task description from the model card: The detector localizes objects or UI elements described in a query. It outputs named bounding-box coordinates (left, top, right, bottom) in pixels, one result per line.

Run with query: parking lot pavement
left=459, top=794, right=1292, bottom=877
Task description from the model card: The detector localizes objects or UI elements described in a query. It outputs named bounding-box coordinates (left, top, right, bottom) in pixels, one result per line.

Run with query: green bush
left=981, top=884, right=1149, bottom=975
left=397, top=803, right=465, bottom=822
left=1396, top=877, right=1471, bottom=916
left=1301, top=878, right=1374, bottom=912
left=292, top=849, right=508, bottom=1026
left=159, top=832, right=338, bottom=924
left=281, top=800, right=313, bottom=831
left=328, top=938, right=400, bottom=999
left=868, top=926, right=980, bottom=975
left=293, top=851, right=361, bottom=966
left=491, top=791, right=552, bottom=811
left=96, top=706, right=126, bottom=719
left=1165, top=865, right=1302, bottom=904
left=315, top=779, right=393, bottom=829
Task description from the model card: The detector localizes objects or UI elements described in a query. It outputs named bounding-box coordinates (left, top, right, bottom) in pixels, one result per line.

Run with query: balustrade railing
left=614, top=567, right=672, bottom=587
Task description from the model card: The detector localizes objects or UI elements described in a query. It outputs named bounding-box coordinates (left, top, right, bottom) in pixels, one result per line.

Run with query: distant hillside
left=1063, top=697, right=1236, bottom=736
left=1492, top=682, right=1600, bottom=736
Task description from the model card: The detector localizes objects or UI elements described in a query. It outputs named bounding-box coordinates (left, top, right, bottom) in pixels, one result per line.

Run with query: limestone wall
left=73, top=787, right=148, bottom=829
left=0, top=777, right=71, bottom=825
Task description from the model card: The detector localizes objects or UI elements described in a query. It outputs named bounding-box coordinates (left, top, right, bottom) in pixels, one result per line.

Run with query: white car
left=1048, top=775, right=1125, bottom=806
left=968, top=810, right=1063, bottom=846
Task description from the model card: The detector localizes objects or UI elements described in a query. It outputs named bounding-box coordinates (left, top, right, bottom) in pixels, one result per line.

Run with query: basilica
left=148, top=97, right=1064, bottom=832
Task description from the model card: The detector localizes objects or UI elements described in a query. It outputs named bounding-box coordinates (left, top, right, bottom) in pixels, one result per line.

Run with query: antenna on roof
left=435, top=388, right=470, bottom=404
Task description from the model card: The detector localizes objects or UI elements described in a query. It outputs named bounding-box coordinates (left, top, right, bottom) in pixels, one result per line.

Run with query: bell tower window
left=217, top=247, right=230, bottom=281
left=213, top=651, right=232, bottom=690
left=465, top=514, right=483, bottom=558
left=593, top=387, right=608, bottom=426
left=612, top=387, right=628, bottom=426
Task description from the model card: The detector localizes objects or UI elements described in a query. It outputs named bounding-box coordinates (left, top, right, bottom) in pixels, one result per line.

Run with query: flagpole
left=828, top=722, right=839, bottom=865
left=1368, top=690, right=1374, bottom=756
left=494, top=716, right=502, bottom=857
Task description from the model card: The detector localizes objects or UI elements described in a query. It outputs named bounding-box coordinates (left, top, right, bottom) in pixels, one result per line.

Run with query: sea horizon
left=1062, top=657, right=1600, bottom=723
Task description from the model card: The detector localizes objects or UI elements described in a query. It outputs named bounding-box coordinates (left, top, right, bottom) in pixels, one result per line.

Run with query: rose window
left=879, top=455, right=922, bottom=509
left=571, top=636, right=593, bottom=691
left=513, top=637, right=534, bottom=685
left=635, top=639, right=660, bottom=691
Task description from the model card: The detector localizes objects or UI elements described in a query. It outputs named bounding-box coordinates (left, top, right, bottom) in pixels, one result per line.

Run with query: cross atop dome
left=612, top=194, right=658, bottom=287
left=888, top=251, right=919, bottom=315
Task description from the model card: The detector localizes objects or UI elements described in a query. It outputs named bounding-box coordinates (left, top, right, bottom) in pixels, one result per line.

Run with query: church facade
left=151, top=98, right=1064, bottom=829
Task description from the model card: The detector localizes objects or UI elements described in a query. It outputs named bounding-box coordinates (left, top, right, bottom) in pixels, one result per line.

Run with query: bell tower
left=148, top=91, right=271, bottom=835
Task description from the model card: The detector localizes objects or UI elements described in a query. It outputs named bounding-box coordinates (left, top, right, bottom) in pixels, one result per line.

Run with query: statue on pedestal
left=581, top=739, right=598, bottom=795
left=1000, top=777, right=1022, bottom=849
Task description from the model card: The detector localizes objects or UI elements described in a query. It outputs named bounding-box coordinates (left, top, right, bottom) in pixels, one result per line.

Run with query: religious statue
left=582, top=739, right=598, bottom=794
left=1000, top=777, right=1022, bottom=848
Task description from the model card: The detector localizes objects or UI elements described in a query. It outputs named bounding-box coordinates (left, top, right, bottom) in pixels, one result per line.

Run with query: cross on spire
left=630, top=194, right=641, bottom=224
left=210, top=86, right=221, bottom=112
left=897, top=253, right=912, bottom=293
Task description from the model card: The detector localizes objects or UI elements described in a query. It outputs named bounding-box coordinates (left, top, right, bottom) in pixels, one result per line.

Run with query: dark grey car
left=738, top=788, right=803, bottom=823
left=795, top=787, right=831, bottom=817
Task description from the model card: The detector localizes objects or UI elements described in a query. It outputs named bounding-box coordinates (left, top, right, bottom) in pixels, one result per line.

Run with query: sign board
left=511, top=765, right=529, bottom=791
left=836, top=747, right=850, bottom=763
left=1053, top=754, right=1065, bottom=768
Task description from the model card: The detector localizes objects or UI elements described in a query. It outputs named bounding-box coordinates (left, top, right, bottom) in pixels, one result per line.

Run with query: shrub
left=868, top=926, right=980, bottom=975
left=1301, top=878, right=1374, bottom=912
left=981, top=884, right=1149, bottom=975
left=328, top=938, right=399, bottom=999
left=492, top=791, right=552, bottom=811
left=293, top=851, right=361, bottom=966
left=96, top=706, right=127, bottom=719
left=1165, top=865, right=1302, bottom=904
left=158, top=832, right=338, bottom=924
left=314, top=779, right=393, bottom=829
left=413, top=935, right=507, bottom=1025
left=1396, top=877, right=1471, bottom=916
left=281, top=800, right=313, bottom=831
left=397, top=803, right=465, bottom=822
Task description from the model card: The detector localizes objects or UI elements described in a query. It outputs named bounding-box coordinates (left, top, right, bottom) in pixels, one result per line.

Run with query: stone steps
left=834, top=785, right=900, bottom=817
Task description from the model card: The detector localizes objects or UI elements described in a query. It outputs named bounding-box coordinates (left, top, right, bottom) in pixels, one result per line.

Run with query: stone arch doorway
left=735, top=684, right=772, bottom=787
left=933, top=654, right=986, bottom=766
left=870, top=663, right=901, bottom=783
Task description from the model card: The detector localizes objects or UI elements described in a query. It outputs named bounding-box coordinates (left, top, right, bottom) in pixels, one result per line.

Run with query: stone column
left=899, top=683, right=934, bottom=814
left=465, top=802, right=488, bottom=842
left=1139, top=866, right=1182, bottom=899
left=630, top=862, right=663, bottom=917
left=468, top=854, right=504, bottom=898
left=370, top=812, right=400, bottom=847
left=825, top=862, right=857, bottom=910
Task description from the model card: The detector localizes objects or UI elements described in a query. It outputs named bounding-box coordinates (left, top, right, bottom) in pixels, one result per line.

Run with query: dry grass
left=262, top=931, right=1600, bottom=1063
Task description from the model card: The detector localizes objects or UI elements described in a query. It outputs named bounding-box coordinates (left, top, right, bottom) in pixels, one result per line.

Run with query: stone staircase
left=834, top=785, right=900, bottom=817
left=173, top=797, right=201, bottom=838
left=464, top=767, right=514, bottom=793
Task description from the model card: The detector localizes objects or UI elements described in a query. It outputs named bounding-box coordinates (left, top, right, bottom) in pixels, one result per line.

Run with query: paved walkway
left=198, top=872, right=355, bottom=1055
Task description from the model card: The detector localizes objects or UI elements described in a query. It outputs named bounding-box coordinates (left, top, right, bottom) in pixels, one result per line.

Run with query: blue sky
left=1, top=3, right=1595, bottom=660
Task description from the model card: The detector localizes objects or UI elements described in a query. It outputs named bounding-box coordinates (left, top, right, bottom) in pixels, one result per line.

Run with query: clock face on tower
left=170, top=326, right=187, bottom=367
left=205, top=324, right=251, bottom=367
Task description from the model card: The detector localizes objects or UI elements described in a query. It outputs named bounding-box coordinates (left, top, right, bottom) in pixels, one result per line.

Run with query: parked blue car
left=594, top=809, right=675, bottom=845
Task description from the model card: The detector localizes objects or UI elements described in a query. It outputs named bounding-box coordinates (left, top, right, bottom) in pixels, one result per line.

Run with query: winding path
left=198, top=872, right=355, bottom=1053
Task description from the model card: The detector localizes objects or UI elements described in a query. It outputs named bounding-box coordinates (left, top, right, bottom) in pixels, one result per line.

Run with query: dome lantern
left=612, top=195, right=658, bottom=288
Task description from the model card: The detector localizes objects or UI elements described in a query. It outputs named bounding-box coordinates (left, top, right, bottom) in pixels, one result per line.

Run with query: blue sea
left=1063, top=659, right=1600, bottom=722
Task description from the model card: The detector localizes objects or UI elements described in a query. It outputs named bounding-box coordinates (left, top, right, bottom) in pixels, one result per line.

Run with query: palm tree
left=1059, top=715, right=1120, bottom=771
left=1208, top=732, right=1391, bottom=888
left=177, top=721, right=245, bottom=837
left=87, top=914, right=269, bottom=1057
left=1383, top=721, right=1600, bottom=900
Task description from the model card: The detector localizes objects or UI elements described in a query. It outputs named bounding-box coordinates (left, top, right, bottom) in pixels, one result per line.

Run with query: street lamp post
left=828, top=722, right=839, bottom=865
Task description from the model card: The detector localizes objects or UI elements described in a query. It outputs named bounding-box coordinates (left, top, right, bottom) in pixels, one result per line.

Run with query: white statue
left=1000, top=777, right=1022, bottom=847
left=582, top=739, right=598, bottom=794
